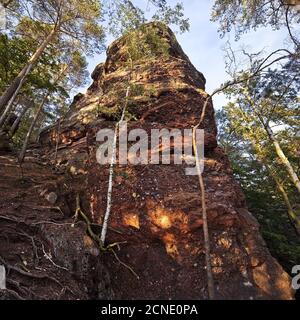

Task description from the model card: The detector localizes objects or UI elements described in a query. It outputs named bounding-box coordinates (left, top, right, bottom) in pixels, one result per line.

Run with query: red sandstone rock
left=34, top=22, right=295, bottom=299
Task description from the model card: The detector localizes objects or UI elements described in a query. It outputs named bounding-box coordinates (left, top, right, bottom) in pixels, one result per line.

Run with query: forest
left=0, top=0, right=299, bottom=302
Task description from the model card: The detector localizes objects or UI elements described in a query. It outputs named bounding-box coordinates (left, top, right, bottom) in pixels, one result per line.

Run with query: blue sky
left=82, top=0, right=289, bottom=110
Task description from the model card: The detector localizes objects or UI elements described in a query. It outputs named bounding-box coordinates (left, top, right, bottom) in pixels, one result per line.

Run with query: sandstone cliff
left=0, top=22, right=294, bottom=300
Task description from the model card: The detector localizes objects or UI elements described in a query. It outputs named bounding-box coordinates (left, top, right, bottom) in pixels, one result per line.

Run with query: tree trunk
left=265, top=124, right=300, bottom=194
left=0, top=76, right=26, bottom=128
left=100, top=86, right=130, bottom=246
left=244, top=86, right=300, bottom=194
left=248, top=138, right=300, bottom=235
left=0, top=27, right=58, bottom=112
left=271, top=171, right=300, bottom=235
left=10, top=104, right=31, bottom=137
left=35, top=113, right=46, bottom=143
left=1, top=104, right=16, bottom=130
left=192, top=97, right=215, bottom=300
left=18, top=94, right=48, bottom=163
left=54, top=119, right=61, bottom=160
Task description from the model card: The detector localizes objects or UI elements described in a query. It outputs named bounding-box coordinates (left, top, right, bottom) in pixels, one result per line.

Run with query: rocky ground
left=0, top=151, right=113, bottom=300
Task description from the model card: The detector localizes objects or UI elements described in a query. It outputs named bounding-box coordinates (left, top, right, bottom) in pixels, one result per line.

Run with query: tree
left=0, top=32, right=65, bottom=128
left=0, top=5, right=96, bottom=141
left=1, top=0, right=15, bottom=8
left=221, top=47, right=300, bottom=194
left=211, top=0, right=300, bottom=46
left=0, top=0, right=105, bottom=112
left=217, top=107, right=300, bottom=266
left=105, top=0, right=189, bottom=37
left=18, top=48, right=88, bottom=162
left=211, top=0, right=300, bottom=226
left=9, top=99, right=32, bottom=136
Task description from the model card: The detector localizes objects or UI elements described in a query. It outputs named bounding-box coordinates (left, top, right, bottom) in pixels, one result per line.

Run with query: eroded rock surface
left=0, top=22, right=294, bottom=300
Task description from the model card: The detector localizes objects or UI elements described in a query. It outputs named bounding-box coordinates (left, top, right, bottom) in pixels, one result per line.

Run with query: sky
left=81, top=0, right=289, bottom=110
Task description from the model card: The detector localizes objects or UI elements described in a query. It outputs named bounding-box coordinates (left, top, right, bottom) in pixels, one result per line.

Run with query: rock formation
left=0, top=22, right=294, bottom=300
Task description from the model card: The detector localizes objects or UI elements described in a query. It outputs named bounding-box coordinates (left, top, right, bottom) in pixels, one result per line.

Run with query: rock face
left=38, top=22, right=293, bottom=299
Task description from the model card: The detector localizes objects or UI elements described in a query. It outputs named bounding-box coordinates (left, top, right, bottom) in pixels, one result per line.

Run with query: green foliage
left=103, top=1, right=189, bottom=68
left=105, top=0, right=189, bottom=37
left=118, top=170, right=129, bottom=179
left=262, top=230, right=300, bottom=267
left=221, top=51, right=300, bottom=195
left=0, top=30, right=89, bottom=143
left=95, top=81, right=150, bottom=121
left=95, top=104, right=121, bottom=121
left=212, top=0, right=300, bottom=42
left=25, top=0, right=105, bottom=54
left=124, top=22, right=170, bottom=67
left=217, top=105, right=300, bottom=270
left=152, top=1, right=190, bottom=33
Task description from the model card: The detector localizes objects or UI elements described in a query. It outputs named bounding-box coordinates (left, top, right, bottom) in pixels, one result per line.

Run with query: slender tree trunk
left=265, top=124, right=300, bottom=194
left=18, top=94, right=48, bottom=163
left=252, top=137, right=300, bottom=235
left=0, top=27, right=58, bottom=112
left=270, top=170, right=300, bottom=235
left=54, top=118, right=61, bottom=161
left=100, top=86, right=130, bottom=246
left=1, top=104, right=16, bottom=130
left=243, top=87, right=300, bottom=194
left=35, top=113, right=46, bottom=143
left=237, top=105, right=300, bottom=236
left=193, top=97, right=215, bottom=300
left=0, top=76, right=27, bottom=128
left=10, top=104, right=31, bottom=137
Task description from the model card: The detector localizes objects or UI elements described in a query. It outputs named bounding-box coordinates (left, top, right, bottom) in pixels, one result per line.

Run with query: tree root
left=73, top=193, right=102, bottom=248
left=15, top=230, right=40, bottom=263
left=110, top=248, right=140, bottom=280
left=0, top=255, right=62, bottom=287
left=73, top=193, right=139, bottom=280
left=1, top=227, right=40, bottom=264
left=7, top=278, right=35, bottom=299
left=41, top=243, right=69, bottom=271
left=3, top=288, right=26, bottom=300
left=0, top=215, right=20, bottom=224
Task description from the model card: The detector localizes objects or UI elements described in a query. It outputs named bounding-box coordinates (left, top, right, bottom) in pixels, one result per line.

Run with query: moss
left=196, top=88, right=209, bottom=98
left=95, top=104, right=121, bottom=121
left=146, top=84, right=158, bottom=97
left=130, top=83, right=144, bottom=97
left=117, top=170, right=129, bottom=179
